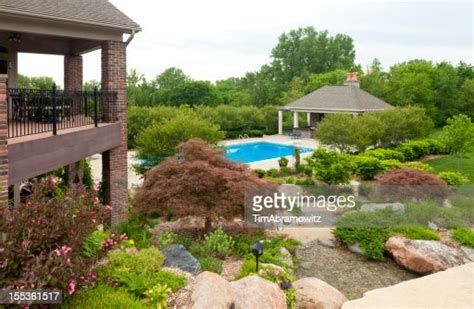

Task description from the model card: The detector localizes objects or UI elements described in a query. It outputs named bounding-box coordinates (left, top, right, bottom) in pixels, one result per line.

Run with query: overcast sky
left=19, top=0, right=473, bottom=85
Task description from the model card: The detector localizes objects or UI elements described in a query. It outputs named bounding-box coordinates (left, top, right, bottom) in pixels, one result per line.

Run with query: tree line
left=17, top=26, right=474, bottom=125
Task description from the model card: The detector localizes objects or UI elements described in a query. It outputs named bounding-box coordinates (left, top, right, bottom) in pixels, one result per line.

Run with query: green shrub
left=115, top=219, right=151, bottom=249
left=437, top=171, right=468, bottom=185
left=401, top=161, right=434, bottom=172
left=99, top=247, right=164, bottom=282
left=264, top=176, right=285, bottom=184
left=203, top=228, right=235, bottom=258
left=284, top=177, right=296, bottom=184
left=391, top=226, right=440, bottom=240
left=254, top=169, right=267, bottom=178
left=63, top=284, right=146, bottom=309
left=237, top=259, right=257, bottom=279
left=154, top=231, right=177, bottom=249
left=352, top=156, right=384, bottom=180
left=294, top=177, right=314, bottom=185
left=280, top=166, right=292, bottom=176
left=266, top=168, right=279, bottom=177
left=295, top=163, right=306, bottom=174
left=199, top=256, right=223, bottom=274
left=425, top=138, right=450, bottom=154
left=144, top=284, right=171, bottom=309
left=396, top=140, right=431, bottom=160
left=363, top=149, right=406, bottom=161
left=306, top=148, right=352, bottom=185
left=452, top=228, right=474, bottom=248
left=152, top=271, right=187, bottom=291
left=278, top=157, right=289, bottom=167
left=380, top=159, right=403, bottom=170
left=82, top=230, right=111, bottom=258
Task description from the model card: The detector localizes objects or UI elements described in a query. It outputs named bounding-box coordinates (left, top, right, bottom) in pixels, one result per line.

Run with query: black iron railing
left=7, top=87, right=118, bottom=138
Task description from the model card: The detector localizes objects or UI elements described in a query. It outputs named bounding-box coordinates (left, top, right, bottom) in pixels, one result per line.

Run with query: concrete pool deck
left=89, top=135, right=320, bottom=188
left=222, top=134, right=320, bottom=170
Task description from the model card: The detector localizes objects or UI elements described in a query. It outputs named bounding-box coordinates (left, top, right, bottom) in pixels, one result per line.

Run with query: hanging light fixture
left=8, top=32, right=22, bottom=43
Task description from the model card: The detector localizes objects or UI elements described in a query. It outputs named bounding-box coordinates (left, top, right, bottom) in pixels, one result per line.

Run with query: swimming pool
left=225, top=142, right=314, bottom=163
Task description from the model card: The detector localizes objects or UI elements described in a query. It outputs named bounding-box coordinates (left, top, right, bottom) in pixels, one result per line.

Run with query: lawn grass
left=425, top=150, right=474, bottom=184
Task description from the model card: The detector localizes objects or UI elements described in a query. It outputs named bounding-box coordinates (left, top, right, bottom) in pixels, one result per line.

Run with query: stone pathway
left=295, top=240, right=418, bottom=300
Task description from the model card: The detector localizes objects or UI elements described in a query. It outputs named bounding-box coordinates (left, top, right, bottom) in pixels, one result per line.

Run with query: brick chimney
left=344, top=72, right=359, bottom=88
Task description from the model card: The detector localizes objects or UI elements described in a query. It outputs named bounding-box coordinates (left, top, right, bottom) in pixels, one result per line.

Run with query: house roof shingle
left=0, top=0, right=141, bottom=32
left=281, top=85, right=394, bottom=112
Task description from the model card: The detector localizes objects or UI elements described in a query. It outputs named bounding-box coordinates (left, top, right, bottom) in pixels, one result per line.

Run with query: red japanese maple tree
left=133, top=139, right=269, bottom=231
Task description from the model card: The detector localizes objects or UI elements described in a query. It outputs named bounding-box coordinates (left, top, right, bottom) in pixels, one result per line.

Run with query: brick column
left=101, top=41, right=128, bottom=225
left=64, top=55, right=85, bottom=186
left=0, top=75, right=8, bottom=205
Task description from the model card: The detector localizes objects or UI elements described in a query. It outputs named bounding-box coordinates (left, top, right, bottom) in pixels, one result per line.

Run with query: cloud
left=18, top=0, right=472, bottom=85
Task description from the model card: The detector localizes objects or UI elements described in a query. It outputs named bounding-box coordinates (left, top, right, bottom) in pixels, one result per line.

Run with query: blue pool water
left=225, top=142, right=313, bottom=163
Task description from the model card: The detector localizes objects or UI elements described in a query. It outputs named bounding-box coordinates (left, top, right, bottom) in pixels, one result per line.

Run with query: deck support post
left=101, top=41, right=128, bottom=226
left=293, top=111, right=299, bottom=129
left=278, top=110, right=283, bottom=135
left=0, top=75, right=8, bottom=205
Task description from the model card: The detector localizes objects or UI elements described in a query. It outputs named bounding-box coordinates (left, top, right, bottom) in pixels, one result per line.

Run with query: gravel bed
left=295, top=240, right=418, bottom=300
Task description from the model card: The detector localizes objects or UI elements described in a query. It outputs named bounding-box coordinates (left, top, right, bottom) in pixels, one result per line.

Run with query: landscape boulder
left=385, top=236, right=463, bottom=274
left=293, top=277, right=348, bottom=309
left=162, top=244, right=202, bottom=275
left=230, top=275, right=286, bottom=309
left=191, top=272, right=235, bottom=309
left=359, top=202, right=404, bottom=213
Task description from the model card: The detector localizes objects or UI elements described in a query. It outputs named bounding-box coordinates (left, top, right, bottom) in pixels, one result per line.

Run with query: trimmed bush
left=254, top=169, right=267, bottom=178
left=380, top=159, right=403, bottom=170
left=425, top=138, right=450, bottom=154
left=266, top=168, right=279, bottom=177
left=199, top=256, right=223, bottom=274
left=401, top=161, right=434, bottom=172
left=352, top=156, right=384, bottom=180
left=306, top=148, right=352, bottom=185
left=396, top=140, right=431, bottom=160
left=437, top=171, right=468, bottom=186
left=278, top=157, right=289, bottom=167
left=363, top=148, right=406, bottom=161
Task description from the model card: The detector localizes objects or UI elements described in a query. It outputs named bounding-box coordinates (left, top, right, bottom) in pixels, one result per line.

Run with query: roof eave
left=0, top=8, right=142, bottom=34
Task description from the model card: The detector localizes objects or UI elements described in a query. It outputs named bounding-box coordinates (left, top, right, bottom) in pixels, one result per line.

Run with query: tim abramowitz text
left=253, top=214, right=323, bottom=224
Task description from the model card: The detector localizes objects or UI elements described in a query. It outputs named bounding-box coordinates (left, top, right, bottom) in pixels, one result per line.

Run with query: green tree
left=456, top=79, right=474, bottom=119
left=167, top=80, right=222, bottom=106
left=315, top=114, right=355, bottom=153
left=306, top=69, right=347, bottom=92
left=271, top=27, right=356, bottom=85
left=18, top=75, right=57, bottom=90
left=441, top=114, right=474, bottom=170
left=135, top=113, right=225, bottom=172
left=154, top=67, right=189, bottom=89
left=360, top=59, right=387, bottom=99
left=279, top=76, right=306, bottom=104
left=84, top=80, right=101, bottom=91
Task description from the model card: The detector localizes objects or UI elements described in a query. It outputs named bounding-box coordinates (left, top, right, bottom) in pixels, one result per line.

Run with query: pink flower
left=92, top=186, right=99, bottom=193
left=93, top=197, right=99, bottom=204
left=119, top=233, right=128, bottom=241
left=87, top=272, right=97, bottom=282
left=47, top=177, right=57, bottom=186
left=67, top=280, right=76, bottom=295
left=0, top=247, right=5, bottom=253
left=104, top=205, right=113, bottom=211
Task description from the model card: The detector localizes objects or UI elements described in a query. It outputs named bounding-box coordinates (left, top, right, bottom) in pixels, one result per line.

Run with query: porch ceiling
left=0, top=30, right=101, bottom=55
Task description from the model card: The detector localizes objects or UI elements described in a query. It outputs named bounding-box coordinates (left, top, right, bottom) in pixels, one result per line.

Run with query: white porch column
left=293, top=111, right=299, bottom=129
left=307, top=112, right=311, bottom=126
left=278, top=110, right=283, bottom=135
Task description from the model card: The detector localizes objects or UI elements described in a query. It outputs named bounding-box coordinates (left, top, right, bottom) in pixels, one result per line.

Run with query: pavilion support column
left=0, top=75, right=8, bottom=206
left=64, top=54, right=84, bottom=186
left=293, top=111, right=299, bottom=129
left=278, top=110, right=283, bottom=135
left=307, top=113, right=311, bottom=126
left=101, top=41, right=128, bottom=226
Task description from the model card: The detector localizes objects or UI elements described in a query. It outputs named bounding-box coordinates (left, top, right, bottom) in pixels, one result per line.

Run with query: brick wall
left=64, top=55, right=84, bottom=185
left=0, top=75, right=8, bottom=204
left=101, top=41, right=128, bottom=225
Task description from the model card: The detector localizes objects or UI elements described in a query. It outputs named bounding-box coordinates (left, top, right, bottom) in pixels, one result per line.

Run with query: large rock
left=191, top=272, right=235, bottom=309
left=162, top=244, right=201, bottom=275
left=461, top=246, right=474, bottom=263
left=279, top=247, right=294, bottom=267
left=360, top=202, right=404, bottom=212
left=230, top=275, right=286, bottom=309
left=293, top=277, right=348, bottom=309
left=385, top=236, right=463, bottom=274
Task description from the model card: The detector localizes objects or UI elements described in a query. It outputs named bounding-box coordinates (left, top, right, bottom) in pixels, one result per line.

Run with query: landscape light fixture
left=251, top=241, right=264, bottom=272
